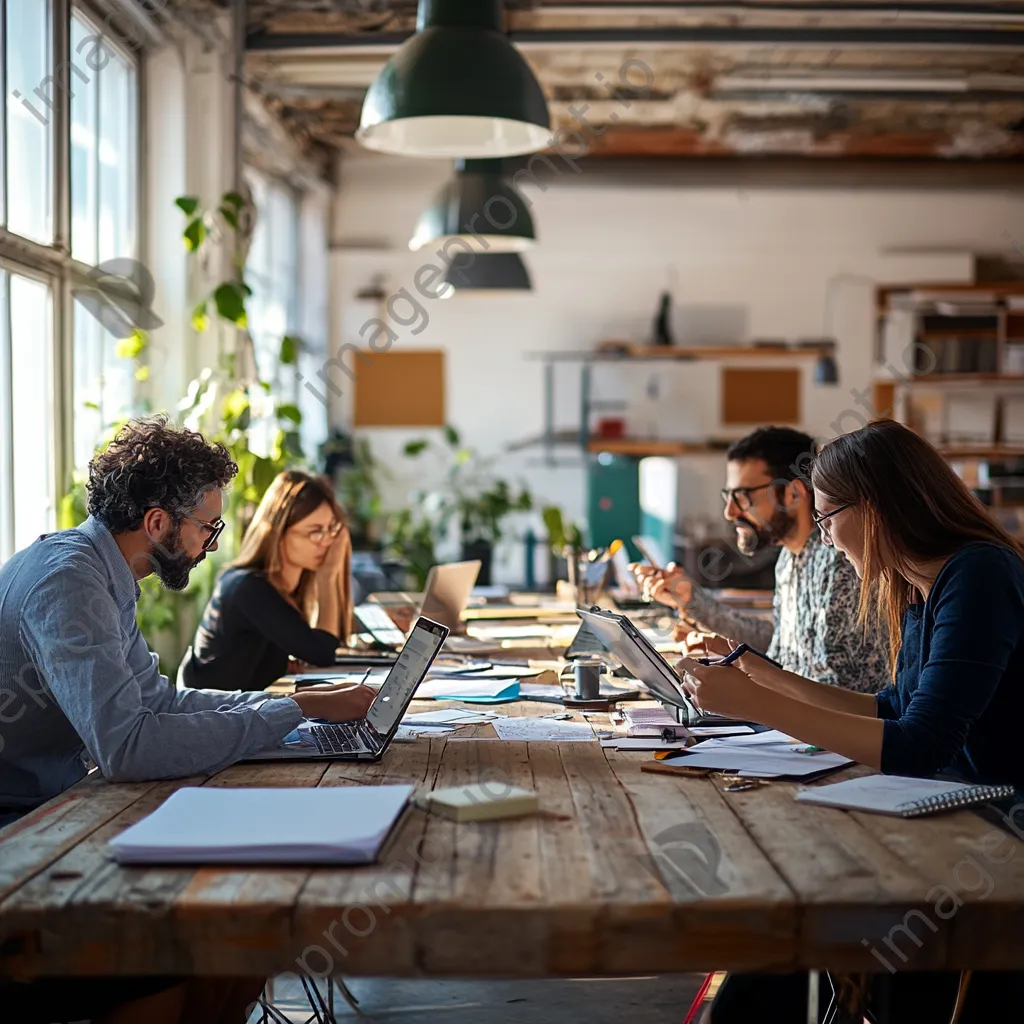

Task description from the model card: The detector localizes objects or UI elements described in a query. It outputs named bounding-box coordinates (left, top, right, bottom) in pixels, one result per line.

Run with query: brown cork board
left=353, top=350, right=446, bottom=427
left=722, top=367, right=801, bottom=425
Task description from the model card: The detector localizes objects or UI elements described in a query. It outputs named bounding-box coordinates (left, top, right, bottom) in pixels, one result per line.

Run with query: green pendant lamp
left=410, top=159, right=536, bottom=253
left=357, top=0, right=551, bottom=158
left=444, top=253, right=532, bottom=293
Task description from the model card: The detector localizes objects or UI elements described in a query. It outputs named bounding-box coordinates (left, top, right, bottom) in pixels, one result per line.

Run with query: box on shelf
left=946, top=394, right=997, bottom=445
left=1002, top=396, right=1024, bottom=446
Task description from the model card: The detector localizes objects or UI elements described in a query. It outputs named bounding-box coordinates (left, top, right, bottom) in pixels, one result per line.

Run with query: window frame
left=0, top=0, right=145, bottom=554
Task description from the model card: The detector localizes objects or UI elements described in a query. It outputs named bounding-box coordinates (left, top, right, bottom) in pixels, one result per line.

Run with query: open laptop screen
left=366, top=617, right=448, bottom=738
left=576, top=608, right=698, bottom=721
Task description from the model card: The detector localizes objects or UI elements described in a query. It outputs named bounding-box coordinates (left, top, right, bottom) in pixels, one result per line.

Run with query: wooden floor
left=251, top=975, right=708, bottom=1022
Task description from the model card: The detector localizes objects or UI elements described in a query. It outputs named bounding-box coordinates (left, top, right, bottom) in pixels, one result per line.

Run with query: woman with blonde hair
left=182, top=470, right=353, bottom=691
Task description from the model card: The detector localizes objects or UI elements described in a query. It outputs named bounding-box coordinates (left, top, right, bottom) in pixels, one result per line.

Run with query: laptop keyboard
left=308, top=722, right=376, bottom=756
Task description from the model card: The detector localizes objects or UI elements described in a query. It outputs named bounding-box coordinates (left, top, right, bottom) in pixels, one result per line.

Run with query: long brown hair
left=233, top=470, right=351, bottom=637
left=811, top=419, right=1024, bottom=676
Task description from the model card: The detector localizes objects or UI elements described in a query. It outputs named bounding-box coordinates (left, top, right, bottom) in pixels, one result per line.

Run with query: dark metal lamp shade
left=410, top=159, right=536, bottom=253
left=444, top=253, right=532, bottom=292
left=357, top=0, right=551, bottom=158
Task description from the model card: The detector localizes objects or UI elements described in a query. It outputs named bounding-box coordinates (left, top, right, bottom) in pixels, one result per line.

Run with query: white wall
left=328, top=151, right=1024, bottom=582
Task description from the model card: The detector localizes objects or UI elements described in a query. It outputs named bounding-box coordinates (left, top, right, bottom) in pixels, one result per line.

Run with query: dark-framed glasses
left=720, top=483, right=775, bottom=511
left=190, top=516, right=226, bottom=551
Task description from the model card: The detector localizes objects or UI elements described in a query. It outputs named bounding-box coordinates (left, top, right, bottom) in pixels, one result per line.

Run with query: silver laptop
left=419, top=559, right=481, bottom=632
left=250, top=617, right=449, bottom=762
left=577, top=608, right=751, bottom=728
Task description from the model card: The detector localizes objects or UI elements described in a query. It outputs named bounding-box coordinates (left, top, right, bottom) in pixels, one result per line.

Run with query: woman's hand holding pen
left=676, top=656, right=764, bottom=719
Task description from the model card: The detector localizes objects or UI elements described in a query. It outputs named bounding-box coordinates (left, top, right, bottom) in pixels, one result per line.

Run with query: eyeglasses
left=189, top=515, right=226, bottom=551
left=812, top=502, right=855, bottom=543
left=302, top=521, right=344, bottom=545
left=720, top=483, right=775, bottom=511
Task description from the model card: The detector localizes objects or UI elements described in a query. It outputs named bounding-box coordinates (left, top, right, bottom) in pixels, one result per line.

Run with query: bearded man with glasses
left=634, top=426, right=889, bottom=693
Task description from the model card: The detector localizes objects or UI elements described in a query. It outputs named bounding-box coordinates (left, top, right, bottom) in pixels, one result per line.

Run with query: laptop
left=366, top=560, right=482, bottom=642
left=251, top=616, right=449, bottom=762
left=576, top=607, right=752, bottom=728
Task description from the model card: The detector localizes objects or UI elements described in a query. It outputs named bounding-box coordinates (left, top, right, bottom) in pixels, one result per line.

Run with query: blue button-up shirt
left=0, top=517, right=303, bottom=822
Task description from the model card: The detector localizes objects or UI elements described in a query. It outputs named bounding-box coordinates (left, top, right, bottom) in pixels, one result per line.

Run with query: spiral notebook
left=796, top=775, right=1015, bottom=818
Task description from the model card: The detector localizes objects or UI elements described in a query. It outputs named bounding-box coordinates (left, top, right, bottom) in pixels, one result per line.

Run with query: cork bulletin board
left=722, top=367, right=801, bottom=425
left=353, top=350, right=446, bottom=427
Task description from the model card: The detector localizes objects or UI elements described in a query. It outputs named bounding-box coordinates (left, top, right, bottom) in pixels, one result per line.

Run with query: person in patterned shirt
left=634, top=426, right=890, bottom=693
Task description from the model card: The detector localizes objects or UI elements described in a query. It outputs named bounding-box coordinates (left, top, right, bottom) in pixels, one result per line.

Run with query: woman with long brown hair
left=682, top=419, right=1024, bottom=1021
left=182, top=470, right=354, bottom=691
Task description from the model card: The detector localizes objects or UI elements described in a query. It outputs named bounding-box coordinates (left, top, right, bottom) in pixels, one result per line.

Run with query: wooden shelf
left=595, top=342, right=831, bottom=360
left=529, top=344, right=831, bottom=362
left=587, top=438, right=731, bottom=457
left=939, top=445, right=1024, bottom=460
left=899, top=373, right=1024, bottom=385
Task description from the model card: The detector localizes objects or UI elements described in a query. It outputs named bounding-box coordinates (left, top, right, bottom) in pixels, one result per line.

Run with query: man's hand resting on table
left=631, top=562, right=693, bottom=610
left=291, top=683, right=376, bottom=722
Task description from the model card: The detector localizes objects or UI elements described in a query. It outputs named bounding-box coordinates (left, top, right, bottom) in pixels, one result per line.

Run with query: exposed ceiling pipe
left=247, top=25, right=1024, bottom=53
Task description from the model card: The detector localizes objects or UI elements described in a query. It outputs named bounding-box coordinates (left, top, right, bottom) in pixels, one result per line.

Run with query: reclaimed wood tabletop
left=1, top=700, right=1022, bottom=982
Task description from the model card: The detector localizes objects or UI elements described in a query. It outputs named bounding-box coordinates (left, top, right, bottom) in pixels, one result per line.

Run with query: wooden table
left=1, top=701, right=1022, bottom=984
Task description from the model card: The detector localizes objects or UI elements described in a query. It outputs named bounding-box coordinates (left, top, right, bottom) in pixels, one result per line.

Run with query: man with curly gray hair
left=0, top=416, right=373, bottom=824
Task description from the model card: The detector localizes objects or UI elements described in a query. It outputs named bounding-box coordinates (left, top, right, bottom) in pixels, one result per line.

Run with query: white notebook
left=796, top=775, right=1015, bottom=818
left=108, top=785, right=413, bottom=864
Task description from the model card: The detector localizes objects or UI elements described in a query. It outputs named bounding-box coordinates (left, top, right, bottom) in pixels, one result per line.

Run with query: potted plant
left=396, top=426, right=532, bottom=586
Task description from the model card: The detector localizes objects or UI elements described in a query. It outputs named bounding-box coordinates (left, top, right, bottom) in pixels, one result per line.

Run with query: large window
left=4, top=0, right=54, bottom=244
left=0, top=0, right=141, bottom=558
left=0, top=267, right=56, bottom=557
left=246, top=170, right=300, bottom=400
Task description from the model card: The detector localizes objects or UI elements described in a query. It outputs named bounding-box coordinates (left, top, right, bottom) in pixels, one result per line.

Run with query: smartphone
left=697, top=643, right=783, bottom=669
left=631, top=535, right=662, bottom=569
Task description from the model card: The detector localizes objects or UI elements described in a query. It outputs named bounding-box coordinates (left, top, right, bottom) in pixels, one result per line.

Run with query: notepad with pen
left=796, top=775, right=1016, bottom=818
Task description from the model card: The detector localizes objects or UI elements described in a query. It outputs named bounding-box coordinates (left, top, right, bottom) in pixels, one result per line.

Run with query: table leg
left=808, top=970, right=821, bottom=1024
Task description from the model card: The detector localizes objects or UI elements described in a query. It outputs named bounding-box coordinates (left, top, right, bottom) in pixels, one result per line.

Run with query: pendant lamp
left=357, top=0, right=551, bottom=158
left=409, top=159, right=536, bottom=253
left=444, top=253, right=532, bottom=292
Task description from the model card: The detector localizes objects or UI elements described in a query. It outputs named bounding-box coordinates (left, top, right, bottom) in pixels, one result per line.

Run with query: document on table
left=665, top=746, right=852, bottom=778
left=108, top=785, right=414, bottom=865
left=426, top=664, right=544, bottom=680
left=415, top=678, right=519, bottom=700
left=404, top=708, right=501, bottom=726
left=601, top=738, right=692, bottom=751
left=491, top=718, right=596, bottom=742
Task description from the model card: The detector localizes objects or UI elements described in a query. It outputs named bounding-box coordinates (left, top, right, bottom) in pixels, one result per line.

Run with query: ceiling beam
left=247, top=24, right=1024, bottom=53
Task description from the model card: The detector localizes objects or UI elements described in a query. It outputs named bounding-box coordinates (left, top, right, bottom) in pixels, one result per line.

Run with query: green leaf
left=213, top=283, right=248, bottom=328
left=175, top=195, right=200, bottom=216
left=191, top=301, right=209, bottom=333
left=403, top=440, right=429, bottom=457
left=183, top=217, right=207, bottom=252
left=252, top=456, right=279, bottom=499
left=281, top=430, right=304, bottom=460
left=83, top=400, right=100, bottom=412
left=114, top=329, right=147, bottom=360
left=219, top=206, right=239, bottom=230
left=135, top=365, right=150, bottom=382
left=278, top=402, right=302, bottom=425
left=239, top=281, right=253, bottom=297
left=279, top=335, right=298, bottom=365
left=444, top=424, right=460, bottom=448
left=221, top=191, right=245, bottom=209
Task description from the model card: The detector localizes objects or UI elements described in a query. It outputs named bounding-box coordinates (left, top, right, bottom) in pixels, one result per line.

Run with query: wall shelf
left=586, top=438, right=731, bottom=457
left=527, top=343, right=831, bottom=363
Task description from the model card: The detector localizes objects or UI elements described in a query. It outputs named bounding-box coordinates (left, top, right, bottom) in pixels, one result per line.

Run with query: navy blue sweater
left=876, top=542, right=1024, bottom=790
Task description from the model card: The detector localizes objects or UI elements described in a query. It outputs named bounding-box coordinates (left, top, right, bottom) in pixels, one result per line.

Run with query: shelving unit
left=876, top=282, right=1024, bottom=536
left=524, top=343, right=830, bottom=466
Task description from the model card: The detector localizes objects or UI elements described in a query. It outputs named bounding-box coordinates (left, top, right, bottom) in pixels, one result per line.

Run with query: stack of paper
left=661, top=730, right=853, bottom=778
left=415, top=679, right=519, bottom=702
left=108, top=786, right=414, bottom=864
left=404, top=708, right=501, bottom=726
